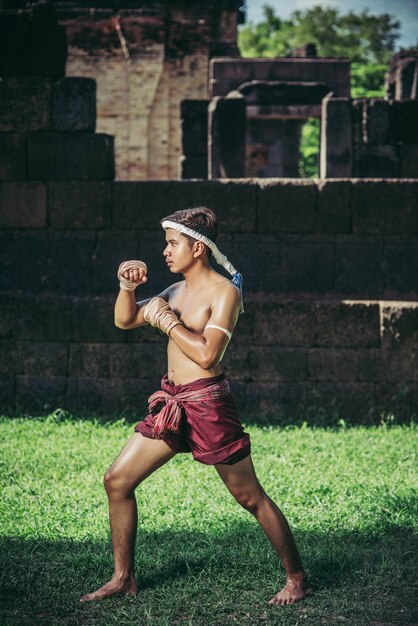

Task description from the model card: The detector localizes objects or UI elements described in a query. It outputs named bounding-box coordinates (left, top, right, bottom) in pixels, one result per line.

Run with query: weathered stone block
left=399, top=145, right=418, bottom=177
left=208, top=96, right=246, bottom=178
left=320, top=96, right=352, bottom=178
left=389, top=100, right=418, bottom=143
left=21, top=342, right=68, bottom=376
left=27, top=134, right=115, bottom=180
left=45, top=235, right=95, bottom=294
left=0, top=182, right=47, bottom=228
left=352, top=181, right=418, bottom=235
left=253, top=301, right=316, bottom=347
left=305, top=382, right=376, bottom=423
left=0, top=134, right=26, bottom=180
left=317, top=181, right=351, bottom=233
left=308, top=349, right=358, bottom=381
left=357, top=349, right=415, bottom=383
left=0, top=341, right=20, bottom=374
left=230, top=381, right=305, bottom=419
left=258, top=180, right=317, bottom=233
left=17, top=296, right=72, bottom=341
left=92, top=236, right=138, bottom=294
left=18, top=232, right=49, bottom=293
left=250, top=347, right=307, bottom=382
left=0, top=77, right=52, bottom=131
left=335, top=239, right=383, bottom=295
left=48, top=182, right=111, bottom=229
left=180, top=156, right=208, bottom=179
left=0, top=237, right=19, bottom=290
left=109, top=344, right=166, bottom=379
left=381, top=305, right=418, bottom=350
left=0, top=375, right=15, bottom=411
left=233, top=234, right=280, bottom=292
left=353, top=144, right=399, bottom=178
left=180, top=99, right=208, bottom=156
left=383, top=240, right=418, bottom=294
left=66, top=377, right=154, bottom=414
left=221, top=344, right=251, bottom=381
left=72, top=297, right=128, bottom=343
left=281, top=238, right=334, bottom=293
left=17, top=375, right=66, bottom=413
left=113, top=181, right=256, bottom=232
left=364, top=99, right=389, bottom=144
left=69, top=343, right=110, bottom=378
left=52, top=78, right=96, bottom=132
left=314, top=302, right=380, bottom=348
left=374, top=383, right=418, bottom=421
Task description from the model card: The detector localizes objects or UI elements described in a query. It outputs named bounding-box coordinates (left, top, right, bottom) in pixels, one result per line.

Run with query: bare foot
left=80, top=575, right=138, bottom=602
left=268, top=576, right=313, bottom=606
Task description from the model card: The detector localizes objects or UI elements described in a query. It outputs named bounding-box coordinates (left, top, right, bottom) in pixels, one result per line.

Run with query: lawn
left=0, top=414, right=417, bottom=625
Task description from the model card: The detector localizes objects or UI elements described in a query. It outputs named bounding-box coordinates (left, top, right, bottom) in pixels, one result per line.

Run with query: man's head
left=161, top=207, right=217, bottom=273
left=161, top=207, right=217, bottom=247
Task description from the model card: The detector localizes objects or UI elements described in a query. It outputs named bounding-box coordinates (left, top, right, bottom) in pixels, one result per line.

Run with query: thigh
left=106, top=432, right=176, bottom=492
left=214, top=454, right=264, bottom=497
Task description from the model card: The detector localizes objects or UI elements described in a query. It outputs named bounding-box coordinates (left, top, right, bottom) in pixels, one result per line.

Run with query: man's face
left=163, top=228, right=195, bottom=273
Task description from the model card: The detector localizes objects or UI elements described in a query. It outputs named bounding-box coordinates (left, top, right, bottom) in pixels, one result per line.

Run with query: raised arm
left=114, top=260, right=170, bottom=330
left=168, top=283, right=241, bottom=369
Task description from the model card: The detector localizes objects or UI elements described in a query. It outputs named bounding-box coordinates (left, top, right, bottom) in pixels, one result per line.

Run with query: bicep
left=202, top=286, right=241, bottom=349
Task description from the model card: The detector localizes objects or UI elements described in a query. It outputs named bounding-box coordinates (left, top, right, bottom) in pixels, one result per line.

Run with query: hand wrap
left=117, top=260, right=147, bottom=292
left=143, top=297, right=182, bottom=336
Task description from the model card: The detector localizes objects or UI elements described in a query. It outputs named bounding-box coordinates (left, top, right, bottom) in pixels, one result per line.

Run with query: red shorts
left=134, top=373, right=251, bottom=465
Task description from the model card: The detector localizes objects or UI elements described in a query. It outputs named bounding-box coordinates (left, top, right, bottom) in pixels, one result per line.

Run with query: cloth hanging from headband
left=161, top=219, right=244, bottom=313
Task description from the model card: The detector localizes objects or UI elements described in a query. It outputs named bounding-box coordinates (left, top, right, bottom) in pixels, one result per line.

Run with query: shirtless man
left=80, top=207, right=312, bottom=606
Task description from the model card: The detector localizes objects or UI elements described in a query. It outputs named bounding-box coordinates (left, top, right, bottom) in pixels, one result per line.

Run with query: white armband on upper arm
left=205, top=324, right=232, bottom=341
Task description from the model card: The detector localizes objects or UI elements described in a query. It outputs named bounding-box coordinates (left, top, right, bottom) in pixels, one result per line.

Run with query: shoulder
left=158, top=280, right=185, bottom=301
left=211, top=277, right=241, bottom=307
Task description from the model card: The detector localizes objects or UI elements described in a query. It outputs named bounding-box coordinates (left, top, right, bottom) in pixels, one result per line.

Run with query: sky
left=244, top=0, right=418, bottom=49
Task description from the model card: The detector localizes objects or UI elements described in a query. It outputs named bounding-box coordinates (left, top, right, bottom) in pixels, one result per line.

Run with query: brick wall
left=1, top=178, right=417, bottom=422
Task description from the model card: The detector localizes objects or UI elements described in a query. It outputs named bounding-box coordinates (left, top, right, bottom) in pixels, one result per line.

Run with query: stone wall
left=321, top=96, right=418, bottom=178
left=58, top=2, right=242, bottom=180
left=1, top=179, right=417, bottom=423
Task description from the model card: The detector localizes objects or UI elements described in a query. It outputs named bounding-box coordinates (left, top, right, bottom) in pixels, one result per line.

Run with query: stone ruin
left=182, top=46, right=418, bottom=179
left=0, top=1, right=418, bottom=422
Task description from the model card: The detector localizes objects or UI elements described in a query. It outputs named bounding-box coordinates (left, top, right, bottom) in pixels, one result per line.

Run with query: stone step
left=0, top=295, right=416, bottom=421
left=0, top=77, right=96, bottom=133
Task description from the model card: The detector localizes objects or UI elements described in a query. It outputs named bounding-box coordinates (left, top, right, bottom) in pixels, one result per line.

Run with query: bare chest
left=169, top=288, right=212, bottom=334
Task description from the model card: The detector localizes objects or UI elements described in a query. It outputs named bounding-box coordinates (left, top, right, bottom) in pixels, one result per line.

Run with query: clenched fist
left=143, top=297, right=182, bottom=336
left=117, top=260, right=148, bottom=292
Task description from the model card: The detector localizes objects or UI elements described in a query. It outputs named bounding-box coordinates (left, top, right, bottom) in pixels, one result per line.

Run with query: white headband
left=162, top=219, right=244, bottom=313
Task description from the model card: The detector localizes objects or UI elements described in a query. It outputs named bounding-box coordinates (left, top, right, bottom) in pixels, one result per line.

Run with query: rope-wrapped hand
left=143, top=297, right=182, bottom=336
left=117, top=260, right=147, bottom=291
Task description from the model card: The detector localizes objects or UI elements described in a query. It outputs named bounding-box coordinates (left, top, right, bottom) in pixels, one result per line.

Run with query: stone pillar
left=320, top=94, right=352, bottom=178
left=180, top=99, right=209, bottom=179
left=208, top=96, right=246, bottom=178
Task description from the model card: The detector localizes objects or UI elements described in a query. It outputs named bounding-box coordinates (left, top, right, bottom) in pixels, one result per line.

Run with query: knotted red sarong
left=148, top=377, right=230, bottom=437
left=135, top=373, right=251, bottom=465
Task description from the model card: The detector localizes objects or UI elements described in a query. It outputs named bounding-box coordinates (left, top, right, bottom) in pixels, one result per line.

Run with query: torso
left=165, top=275, right=232, bottom=385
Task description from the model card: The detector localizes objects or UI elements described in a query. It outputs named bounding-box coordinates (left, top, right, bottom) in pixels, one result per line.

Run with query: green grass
left=1, top=414, right=417, bottom=625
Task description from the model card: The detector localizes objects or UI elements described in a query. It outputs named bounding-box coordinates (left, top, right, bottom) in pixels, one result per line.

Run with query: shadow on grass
left=1, top=521, right=417, bottom=626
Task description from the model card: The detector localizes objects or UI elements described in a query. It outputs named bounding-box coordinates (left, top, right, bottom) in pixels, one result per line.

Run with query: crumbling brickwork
left=57, top=1, right=242, bottom=179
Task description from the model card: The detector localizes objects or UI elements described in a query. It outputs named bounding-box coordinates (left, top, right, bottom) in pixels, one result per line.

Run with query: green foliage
left=299, top=118, right=320, bottom=178
left=238, top=4, right=400, bottom=63
left=1, top=416, right=417, bottom=625
left=238, top=4, right=401, bottom=178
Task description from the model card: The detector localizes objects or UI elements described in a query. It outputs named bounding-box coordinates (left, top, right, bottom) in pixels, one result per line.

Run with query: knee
left=233, top=490, right=266, bottom=515
left=103, top=468, right=132, bottom=497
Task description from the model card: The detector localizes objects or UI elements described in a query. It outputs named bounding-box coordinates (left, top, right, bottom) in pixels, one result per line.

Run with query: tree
left=238, top=4, right=401, bottom=176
